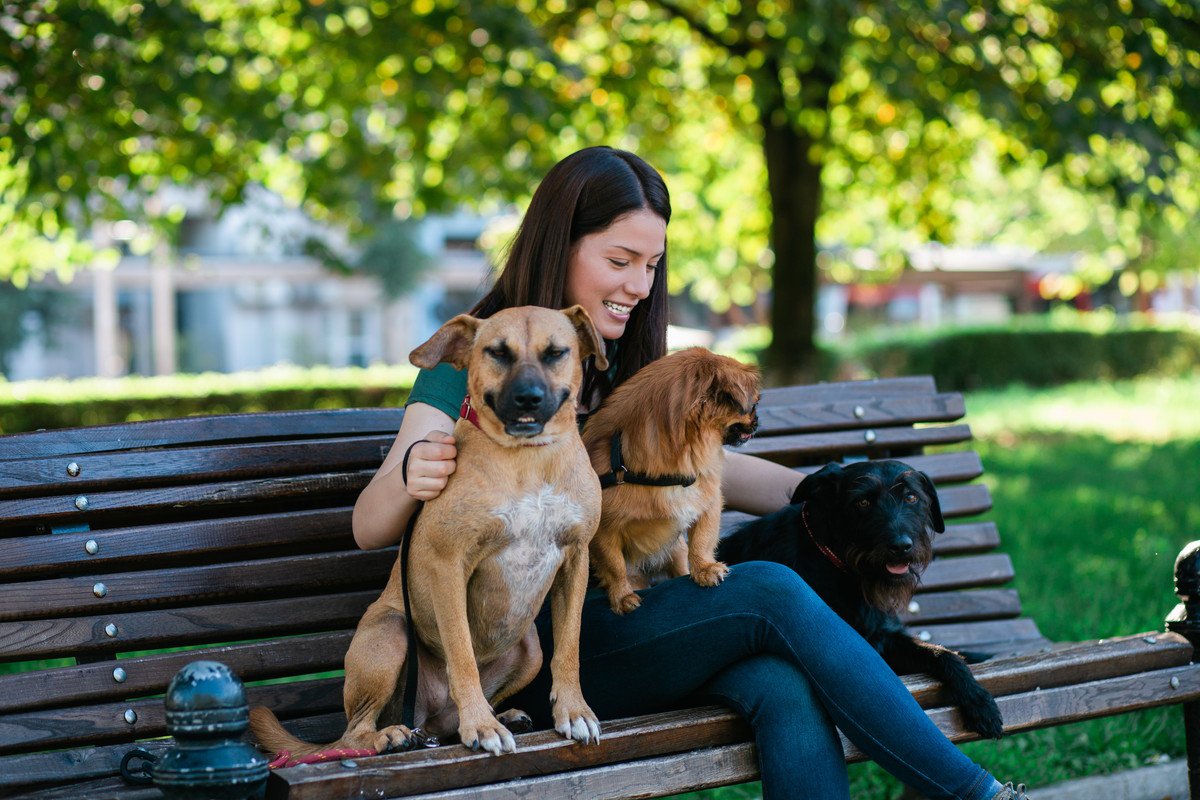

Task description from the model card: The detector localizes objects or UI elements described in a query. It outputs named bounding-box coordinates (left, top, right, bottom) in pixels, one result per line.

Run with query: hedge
left=0, top=365, right=417, bottom=435
left=841, top=312, right=1200, bottom=391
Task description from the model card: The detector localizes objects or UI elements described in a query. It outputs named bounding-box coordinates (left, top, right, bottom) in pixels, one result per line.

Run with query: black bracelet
left=401, top=439, right=430, bottom=487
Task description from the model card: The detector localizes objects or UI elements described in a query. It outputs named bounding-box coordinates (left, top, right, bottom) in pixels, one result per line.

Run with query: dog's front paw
left=959, top=686, right=1004, bottom=740
left=458, top=712, right=517, bottom=756
left=610, top=591, right=642, bottom=615
left=690, top=560, right=729, bottom=587
left=497, top=708, right=534, bottom=733
left=550, top=691, right=601, bottom=745
left=375, top=724, right=427, bottom=753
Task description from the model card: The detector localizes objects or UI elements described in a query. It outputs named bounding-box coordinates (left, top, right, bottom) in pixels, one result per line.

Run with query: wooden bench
left=3, top=376, right=1199, bottom=799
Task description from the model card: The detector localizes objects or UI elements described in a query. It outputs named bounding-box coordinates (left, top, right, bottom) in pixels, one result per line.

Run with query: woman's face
left=564, top=208, right=666, bottom=341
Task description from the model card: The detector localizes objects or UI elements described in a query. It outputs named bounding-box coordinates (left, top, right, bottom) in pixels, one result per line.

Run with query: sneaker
left=991, top=783, right=1029, bottom=800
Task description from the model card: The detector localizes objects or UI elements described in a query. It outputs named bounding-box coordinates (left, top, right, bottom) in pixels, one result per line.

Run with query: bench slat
left=0, top=471, right=373, bottom=527
left=0, top=677, right=345, bottom=754
left=0, top=592, right=375, bottom=662
left=760, top=377, right=938, bottom=405
left=0, top=551, right=393, bottom=622
left=0, top=631, right=355, bottom=714
left=898, top=588, right=1020, bottom=625
left=0, top=408, right=406, bottom=460
left=912, top=618, right=1046, bottom=652
left=0, top=508, right=354, bottom=580
left=0, top=437, right=390, bottom=499
left=739, top=424, right=973, bottom=465
left=917, top=554, right=1014, bottom=592
left=753, top=393, right=964, bottom=437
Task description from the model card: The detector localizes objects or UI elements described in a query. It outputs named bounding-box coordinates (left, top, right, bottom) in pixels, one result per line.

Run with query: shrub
left=840, top=312, right=1200, bottom=390
left=0, top=365, right=417, bottom=434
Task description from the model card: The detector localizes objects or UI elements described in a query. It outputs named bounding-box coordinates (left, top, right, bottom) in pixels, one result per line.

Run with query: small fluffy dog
left=717, top=459, right=1004, bottom=739
left=584, top=348, right=760, bottom=615
left=250, top=306, right=606, bottom=758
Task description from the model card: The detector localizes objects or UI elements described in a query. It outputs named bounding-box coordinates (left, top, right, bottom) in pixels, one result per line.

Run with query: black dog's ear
left=790, top=462, right=844, bottom=506
left=916, top=470, right=945, bottom=533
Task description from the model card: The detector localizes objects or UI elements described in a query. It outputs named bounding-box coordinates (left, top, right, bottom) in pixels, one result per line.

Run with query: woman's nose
left=627, top=266, right=652, bottom=299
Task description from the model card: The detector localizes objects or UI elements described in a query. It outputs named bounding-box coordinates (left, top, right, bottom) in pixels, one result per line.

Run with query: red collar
left=800, top=503, right=846, bottom=572
left=460, top=394, right=549, bottom=447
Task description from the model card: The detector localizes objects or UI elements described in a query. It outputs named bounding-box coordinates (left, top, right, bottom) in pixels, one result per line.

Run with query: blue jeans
left=505, top=561, right=1001, bottom=800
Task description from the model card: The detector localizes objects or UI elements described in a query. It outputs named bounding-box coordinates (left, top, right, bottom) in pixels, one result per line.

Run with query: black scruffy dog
left=717, top=459, right=1004, bottom=739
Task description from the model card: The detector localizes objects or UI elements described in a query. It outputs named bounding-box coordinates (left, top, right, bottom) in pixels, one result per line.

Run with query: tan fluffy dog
left=583, top=348, right=760, bottom=614
left=250, top=305, right=606, bottom=757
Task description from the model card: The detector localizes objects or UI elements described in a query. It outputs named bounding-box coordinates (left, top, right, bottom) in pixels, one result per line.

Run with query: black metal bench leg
left=1169, top=542, right=1200, bottom=800
left=1186, top=702, right=1200, bottom=800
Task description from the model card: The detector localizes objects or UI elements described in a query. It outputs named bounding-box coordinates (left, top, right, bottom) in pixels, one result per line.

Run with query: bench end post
left=1166, top=540, right=1200, bottom=800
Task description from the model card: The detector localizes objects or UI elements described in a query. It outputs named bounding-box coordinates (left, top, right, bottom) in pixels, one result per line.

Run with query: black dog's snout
left=889, top=537, right=914, bottom=559
left=511, top=381, right=545, bottom=410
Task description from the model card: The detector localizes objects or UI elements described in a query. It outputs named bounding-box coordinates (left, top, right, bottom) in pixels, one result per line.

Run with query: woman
left=353, top=146, right=1026, bottom=800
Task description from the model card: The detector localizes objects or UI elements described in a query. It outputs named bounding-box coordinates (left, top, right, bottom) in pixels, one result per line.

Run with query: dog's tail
left=248, top=705, right=353, bottom=759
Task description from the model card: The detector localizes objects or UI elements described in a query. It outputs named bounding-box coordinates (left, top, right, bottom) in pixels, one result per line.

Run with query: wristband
left=401, top=440, right=430, bottom=487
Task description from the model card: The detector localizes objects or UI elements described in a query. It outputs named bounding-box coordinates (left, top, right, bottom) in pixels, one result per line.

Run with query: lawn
left=676, top=374, right=1200, bottom=799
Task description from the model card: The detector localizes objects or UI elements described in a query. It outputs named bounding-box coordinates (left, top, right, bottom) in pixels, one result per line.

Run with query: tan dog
left=583, top=348, right=760, bottom=614
left=250, top=305, right=606, bottom=757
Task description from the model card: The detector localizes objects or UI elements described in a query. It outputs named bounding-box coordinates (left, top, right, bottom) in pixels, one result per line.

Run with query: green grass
left=679, top=374, right=1200, bottom=799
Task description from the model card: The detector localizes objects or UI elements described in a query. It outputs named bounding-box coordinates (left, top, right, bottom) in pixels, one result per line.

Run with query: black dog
left=717, top=459, right=1004, bottom=739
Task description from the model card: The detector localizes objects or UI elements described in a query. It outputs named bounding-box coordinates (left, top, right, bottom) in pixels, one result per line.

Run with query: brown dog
left=583, top=348, right=760, bottom=614
left=250, top=305, right=606, bottom=757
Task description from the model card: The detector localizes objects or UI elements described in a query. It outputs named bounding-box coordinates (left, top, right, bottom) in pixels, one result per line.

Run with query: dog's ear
left=409, top=314, right=479, bottom=370
left=916, top=471, right=945, bottom=533
left=562, top=305, right=608, bottom=370
left=790, top=462, right=845, bottom=506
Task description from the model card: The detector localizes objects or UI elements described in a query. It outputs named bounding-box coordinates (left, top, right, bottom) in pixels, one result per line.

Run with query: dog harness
left=598, top=431, right=698, bottom=489
left=800, top=501, right=848, bottom=572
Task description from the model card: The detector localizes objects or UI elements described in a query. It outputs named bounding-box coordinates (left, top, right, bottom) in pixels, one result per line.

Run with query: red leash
left=268, top=747, right=377, bottom=769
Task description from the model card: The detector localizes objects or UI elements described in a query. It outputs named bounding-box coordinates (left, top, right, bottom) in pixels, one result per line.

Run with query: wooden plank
left=0, top=740, right=173, bottom=793
left=270, top=706, right=753, bottom=800
left=0, top=508, right=355, bottom=580
left=0, top=471, right=374, bottom=527
left=910, top=618, right=1045, bottom=651
left=753, top=393, right=965, bottom=437
left=0, top=677, right=344, bottom=754
left=738, top=424, right=973, bottom=466
left=0, top=408, right=405, bottom=460
left=17, top=774, right=166, bottom=799
left=917, top=554, right=1014, bottom=592
left=0, top=551, right=393, bottom=623
left=759, top=377, right=939, bottom=405
left=0, top=592, right=375, bottom=662
left=0, top=437, right=391, bottom=499
left=897, top=589, right=1020, bottom=625
left=0, top=631, right=354, bottom=714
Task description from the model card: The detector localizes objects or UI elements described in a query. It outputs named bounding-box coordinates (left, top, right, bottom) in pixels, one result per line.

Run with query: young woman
left=352, top=146, right=1027, bottom=800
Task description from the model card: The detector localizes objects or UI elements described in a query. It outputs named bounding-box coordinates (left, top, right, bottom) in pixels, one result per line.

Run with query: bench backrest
left=0, top=377, right=1040, bottom=796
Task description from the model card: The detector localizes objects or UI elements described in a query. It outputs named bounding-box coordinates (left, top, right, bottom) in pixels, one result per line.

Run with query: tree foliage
left=2, top=0, right=1198, bottom=374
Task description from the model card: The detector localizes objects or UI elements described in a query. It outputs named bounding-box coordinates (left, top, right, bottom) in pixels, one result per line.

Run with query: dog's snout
left=889, top=537, right=914, bottom=559
left=511, top=380, right=546, bottom=410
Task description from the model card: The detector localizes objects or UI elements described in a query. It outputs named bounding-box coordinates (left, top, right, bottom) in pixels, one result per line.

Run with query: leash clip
left=612, top=467, right=626, bottom=486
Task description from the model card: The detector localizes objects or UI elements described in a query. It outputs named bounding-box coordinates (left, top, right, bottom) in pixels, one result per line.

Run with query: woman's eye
left=608, top=258, right=630, bottom=267
left=647, top=262, right=659, bottom=271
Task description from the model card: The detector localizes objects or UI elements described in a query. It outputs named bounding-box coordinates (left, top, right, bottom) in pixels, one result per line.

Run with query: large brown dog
left=583, top=348, right=760, bottom=614
left=250, top=306, right=606, bottom=757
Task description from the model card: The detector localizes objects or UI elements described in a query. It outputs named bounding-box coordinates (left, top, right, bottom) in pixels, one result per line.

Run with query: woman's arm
left=721, top=451, right=805, bottom=516
left=352, top=402, right=457, bottom=550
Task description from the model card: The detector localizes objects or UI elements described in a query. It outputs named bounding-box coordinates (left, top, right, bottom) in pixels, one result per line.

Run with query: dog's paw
left=497, top=708, right=534, bottom=734
left=611, top=591, right=642, bottom=615
left=690, top=560, right=729, bottom=587
left=458, top=713, right=517, bottom=756
left=550, top=694, right=601, bottom=745
left=960, top=687, right=1004, bottom=740
left=375, top=724, right=421, bottom=753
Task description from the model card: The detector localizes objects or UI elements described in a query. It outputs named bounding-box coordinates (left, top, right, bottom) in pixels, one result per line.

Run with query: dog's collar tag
left=459, top=395, right=481, bottom=429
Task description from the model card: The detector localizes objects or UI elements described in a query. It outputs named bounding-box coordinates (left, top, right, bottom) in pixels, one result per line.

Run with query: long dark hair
left=472, top=146, right=671, bottom=392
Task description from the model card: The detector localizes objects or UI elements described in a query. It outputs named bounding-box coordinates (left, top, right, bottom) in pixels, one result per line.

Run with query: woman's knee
left=724, top=560, right=821, bottom=609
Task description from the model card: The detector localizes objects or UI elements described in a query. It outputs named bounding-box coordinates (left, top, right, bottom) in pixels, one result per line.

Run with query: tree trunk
left=761, top=117, right=822, bottom=385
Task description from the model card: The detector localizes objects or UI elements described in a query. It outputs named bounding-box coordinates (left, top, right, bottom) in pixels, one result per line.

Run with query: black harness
left=598, top=431, right=697, bottom=489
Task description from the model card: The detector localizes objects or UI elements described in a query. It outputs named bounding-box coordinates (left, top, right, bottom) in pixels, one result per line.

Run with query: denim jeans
left=505, top=560, right=1002, bottom=800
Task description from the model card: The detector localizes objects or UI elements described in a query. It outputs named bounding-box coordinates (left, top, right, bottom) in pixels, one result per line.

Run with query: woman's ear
left=562, top=305, right=608, bottom=370
left=409, top=315, right=479, bottom=370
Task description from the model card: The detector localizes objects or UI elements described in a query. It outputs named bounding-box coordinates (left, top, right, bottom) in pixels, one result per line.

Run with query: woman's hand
left=404, top=430, right=458, bottom=501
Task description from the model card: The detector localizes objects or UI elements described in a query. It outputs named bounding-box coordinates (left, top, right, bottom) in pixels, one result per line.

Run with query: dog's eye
left=904, top=492, right=919, bottom=504
left=541, top=346, right=568, bottom=364
left=855, top=499, right=871, bottom=509
left=484, top=346, right=514, bottom=364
